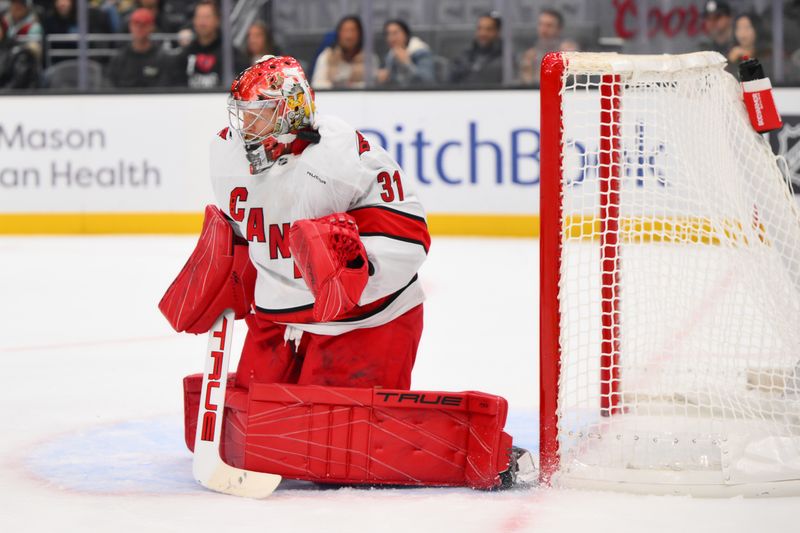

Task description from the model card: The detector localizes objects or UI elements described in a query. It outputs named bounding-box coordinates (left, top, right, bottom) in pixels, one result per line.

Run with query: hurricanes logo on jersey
left=356, top=131, right=371, bottom=156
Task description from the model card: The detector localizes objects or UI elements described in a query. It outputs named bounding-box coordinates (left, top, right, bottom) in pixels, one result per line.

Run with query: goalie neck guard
left=228, top=55, right=319, bottom=174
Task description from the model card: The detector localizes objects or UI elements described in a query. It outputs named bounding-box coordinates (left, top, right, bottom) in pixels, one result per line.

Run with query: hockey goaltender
left=159, top=55, right=534, bottom=495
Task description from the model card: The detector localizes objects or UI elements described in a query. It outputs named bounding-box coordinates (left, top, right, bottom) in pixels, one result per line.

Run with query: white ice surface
left=0, top=236, right=796, bottom=533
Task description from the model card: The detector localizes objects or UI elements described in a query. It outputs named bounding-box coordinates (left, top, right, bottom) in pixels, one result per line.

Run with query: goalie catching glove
left=289, top=213, right=369, bottom=322
left=159, top=205, right=256, bottom=334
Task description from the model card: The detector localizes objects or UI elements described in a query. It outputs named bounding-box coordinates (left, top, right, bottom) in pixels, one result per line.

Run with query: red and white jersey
left=209, top=114, right=429, bottom=335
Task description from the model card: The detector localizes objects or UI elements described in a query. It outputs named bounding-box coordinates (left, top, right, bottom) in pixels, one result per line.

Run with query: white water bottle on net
left=539, top=51, right=800, bottom=496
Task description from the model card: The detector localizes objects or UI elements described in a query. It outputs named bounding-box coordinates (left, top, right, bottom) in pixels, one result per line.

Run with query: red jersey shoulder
left=355, top=131, right=371, bottom=156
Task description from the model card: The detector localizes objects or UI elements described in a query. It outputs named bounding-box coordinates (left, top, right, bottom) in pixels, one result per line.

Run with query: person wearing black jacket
left=168, top=0, right=248, bottom=89
left=41, top=0, right=112, bottom=65
left=0, top=19, right=39, bottom=89
left=449, top=12, right=503, bottom=85
left=698, top=1, right=736, bottom=57
left=107, top=8, right=168, bottom=88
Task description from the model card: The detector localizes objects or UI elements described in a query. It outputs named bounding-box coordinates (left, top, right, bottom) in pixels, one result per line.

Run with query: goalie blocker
left=183, top=378, right=516, bottom=489
left=158, top=205, right=255, bottom=334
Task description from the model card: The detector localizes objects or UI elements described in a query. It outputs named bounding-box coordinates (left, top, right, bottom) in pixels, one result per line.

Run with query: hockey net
left=539, top=52, right=800, bottom=496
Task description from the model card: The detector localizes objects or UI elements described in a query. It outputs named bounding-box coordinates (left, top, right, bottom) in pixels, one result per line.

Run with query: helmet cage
left=227, top=97, right=286, bottom=146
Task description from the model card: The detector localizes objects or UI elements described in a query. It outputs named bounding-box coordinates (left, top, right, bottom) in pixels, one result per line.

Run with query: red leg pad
left=183, top=377, right=513, bottom=489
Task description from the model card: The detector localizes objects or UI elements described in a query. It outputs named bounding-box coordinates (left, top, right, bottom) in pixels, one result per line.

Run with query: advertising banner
left=1, top=88, right=798, bottom=234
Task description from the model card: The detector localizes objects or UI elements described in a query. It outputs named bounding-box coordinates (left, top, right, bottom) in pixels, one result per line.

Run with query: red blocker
left=159, top=205, right=255, bottom=334
left=184, top=376, right=513, bottom=489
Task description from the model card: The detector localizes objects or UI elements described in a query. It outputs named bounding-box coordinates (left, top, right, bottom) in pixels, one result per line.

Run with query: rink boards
left=0, top=88, right=798, bottom=235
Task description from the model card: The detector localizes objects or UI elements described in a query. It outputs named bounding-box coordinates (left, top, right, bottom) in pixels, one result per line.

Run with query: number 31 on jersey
left=377, top=170, right=404, bottom=203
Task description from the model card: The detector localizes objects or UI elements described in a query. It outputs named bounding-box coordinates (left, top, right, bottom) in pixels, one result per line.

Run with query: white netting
left=553, top=52, right=800, bottom=494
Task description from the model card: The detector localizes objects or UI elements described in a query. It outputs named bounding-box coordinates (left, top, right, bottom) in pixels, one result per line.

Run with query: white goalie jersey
left=209, top=114, right=429, bottom=335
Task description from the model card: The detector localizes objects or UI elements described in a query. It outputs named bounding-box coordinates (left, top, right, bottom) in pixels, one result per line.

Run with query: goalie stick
left=193, top=309, right=281, bottom=498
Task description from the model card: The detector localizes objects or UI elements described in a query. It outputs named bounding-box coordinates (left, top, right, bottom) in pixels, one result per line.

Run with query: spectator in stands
left=518, top=8, right=578, bottom=85
left=376, top=19, right=434, bottom=87
left=0, top=15, right=39, bottom=89
left=449, top=11, right=503, bottom=85
left=311, top=15, right=377, bottom=89
left=168, top=0, right=247, bottom=89
left=244, top=20, right=280, bottom=64
left=121, top=0, right=181, bottom=34
left=42, top=0, right=112, bottom=34
left=2, top=0, right=43, bottom=40
left=107, top=7, right=166, bottom=87
left=92, top=0, right=125, bottom=33
left=42, top=0, right=112, bottom=63
left=728, top=13, right=772, bottom=75
left=699, top=1, right=735, bottom=57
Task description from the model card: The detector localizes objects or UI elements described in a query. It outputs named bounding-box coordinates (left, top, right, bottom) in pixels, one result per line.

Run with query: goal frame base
left=553, top=471, right=800, bottom=498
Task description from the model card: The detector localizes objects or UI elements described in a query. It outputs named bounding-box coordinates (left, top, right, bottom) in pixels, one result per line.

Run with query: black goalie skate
left=498, top=446, right=537, bottom=490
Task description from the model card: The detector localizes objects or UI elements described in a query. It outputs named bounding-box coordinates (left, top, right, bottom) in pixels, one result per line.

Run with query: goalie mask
left=228, top=55, right=318, bottom=174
